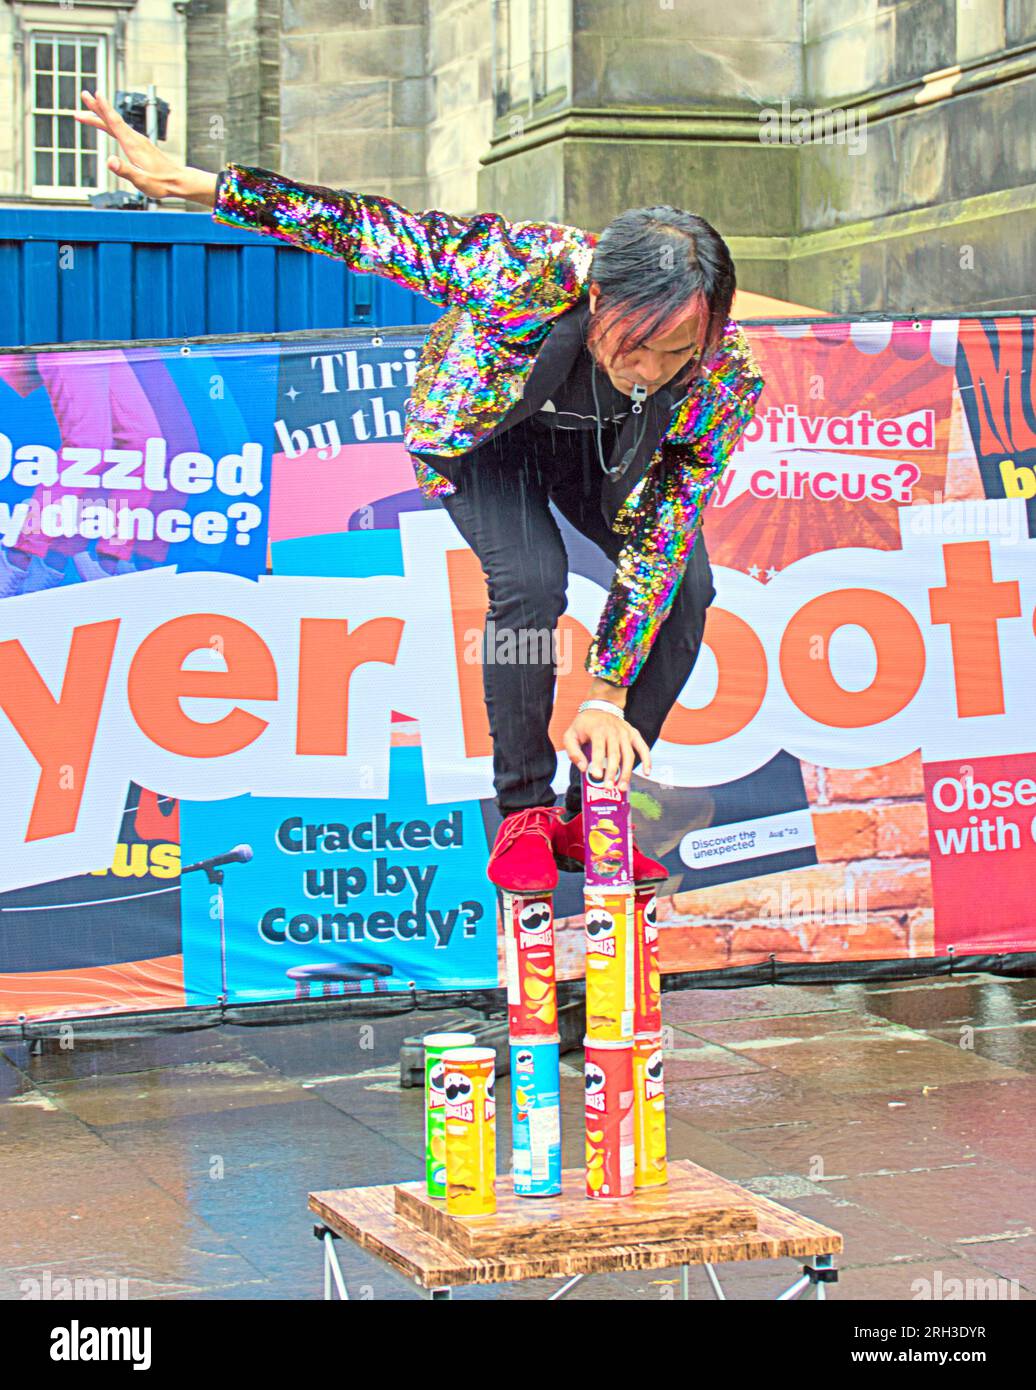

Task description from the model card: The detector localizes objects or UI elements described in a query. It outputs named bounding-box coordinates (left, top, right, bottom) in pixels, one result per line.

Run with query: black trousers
left=438, top=416, right=716, bottom=818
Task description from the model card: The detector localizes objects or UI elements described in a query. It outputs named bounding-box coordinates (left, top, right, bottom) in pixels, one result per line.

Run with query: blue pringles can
left=510, top=1037, right=562, bottom=1196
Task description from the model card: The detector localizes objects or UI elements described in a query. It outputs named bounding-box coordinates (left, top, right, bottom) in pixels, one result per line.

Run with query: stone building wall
left=477, top=0, right=1036, bottom=313
left=276, top=0, right=427, bottom=206
left=185, top=0, right=281, bottom=181
left=793, top=0, right=1036, bottom=312
left=185, top=0, right=228, bottom=175
left=425, top=0, right=494, bottom=213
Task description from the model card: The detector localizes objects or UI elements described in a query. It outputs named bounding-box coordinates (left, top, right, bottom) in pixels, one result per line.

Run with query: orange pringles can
left=633, top=881, right=663, bottom=1035
left=584, top=1037, right=634, bottom=1199
left=584, top=887, right=635, bottom=1043
left=442, top=1046, right=497, bottom=1216
left=632, top=1033, right=667, bottom=1188
left=502, top=890, right=557, bottom=1036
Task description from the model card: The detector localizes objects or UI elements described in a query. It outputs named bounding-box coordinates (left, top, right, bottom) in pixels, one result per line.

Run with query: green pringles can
left=424, top=1031, right=477, bottom=1197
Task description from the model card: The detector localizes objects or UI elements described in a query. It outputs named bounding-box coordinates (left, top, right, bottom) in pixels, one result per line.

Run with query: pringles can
left=502, top=890, right=557, bottom=1036
left=584, top=1037, right=634, bottom=1198
left=442, top=1046, right=497, bottom=1216
left=633, top=881, right=663, bottom=1035
left=582, top=766, right=633, bottom=887
left=423, top=1031, right=477, bottom=1198
left=584, top=888, right=635, bottom=1043
left=510, top=1039, right=562, bottom=1197
left=632, top=1033, right=667, bottom=1188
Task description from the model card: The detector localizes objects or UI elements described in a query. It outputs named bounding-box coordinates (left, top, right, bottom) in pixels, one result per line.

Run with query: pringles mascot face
left=508, top=896, right=557, bottom=1031
left=585, top=903, right=631, bottom=1037
left=585, top=1061, right=607, bottom=1109
left=514, top=1048, right=534, bottom=1115
left=585, top=906, right=617, bottom=956
left=444, top=1070, right=473, bottom=1117
left=519, top=900, right=551, bottom=935
left=645, top=1049, right=664, bottom=1096
left=429, top=1059, right=446, bottom=1102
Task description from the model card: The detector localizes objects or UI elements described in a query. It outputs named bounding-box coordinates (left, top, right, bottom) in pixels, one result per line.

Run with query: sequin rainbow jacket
left=212, top=163, right=765, bottom=686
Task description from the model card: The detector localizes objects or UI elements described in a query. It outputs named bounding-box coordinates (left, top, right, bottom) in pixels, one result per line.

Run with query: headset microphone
left=590, top=362, right=652, bottom=481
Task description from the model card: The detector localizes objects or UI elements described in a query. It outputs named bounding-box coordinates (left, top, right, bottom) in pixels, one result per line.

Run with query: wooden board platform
left=394, top=1162, right=757, bottom=1258
left=310, top=1160, right=843, bottom=1289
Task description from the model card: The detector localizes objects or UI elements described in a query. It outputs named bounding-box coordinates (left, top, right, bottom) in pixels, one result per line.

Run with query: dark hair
left=587, top=206, right=736, bottom=389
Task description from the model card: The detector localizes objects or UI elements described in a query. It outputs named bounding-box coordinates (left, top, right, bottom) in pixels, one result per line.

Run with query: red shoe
left=487, top=805, right=566, bottom=892
left=551, top=810, right=668, bottom=884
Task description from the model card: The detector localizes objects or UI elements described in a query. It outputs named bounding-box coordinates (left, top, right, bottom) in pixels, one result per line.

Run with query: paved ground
left=2, top=973, right=1034, bottom=1300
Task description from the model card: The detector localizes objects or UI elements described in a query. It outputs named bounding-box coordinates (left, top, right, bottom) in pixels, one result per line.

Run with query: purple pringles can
left=581, top=763, right=634, bottom=888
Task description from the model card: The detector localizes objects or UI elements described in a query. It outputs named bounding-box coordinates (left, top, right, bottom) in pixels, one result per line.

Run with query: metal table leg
left=314, top=1225, right=349, bottom=1300
left=548, top=1274, right=586, bottom=1300
left=777, top=1252, right=837, bottom=1300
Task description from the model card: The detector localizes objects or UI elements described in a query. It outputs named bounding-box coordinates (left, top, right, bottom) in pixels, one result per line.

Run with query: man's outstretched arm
left=209, top=163, right=481, bottom=308
left=72, top=92, right=592, bottom=314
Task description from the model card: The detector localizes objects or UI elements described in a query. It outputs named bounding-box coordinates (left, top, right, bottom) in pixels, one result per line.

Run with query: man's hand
left=562, top=708, right=652, bottom=791
left=73, top=90, right=217, bottom=206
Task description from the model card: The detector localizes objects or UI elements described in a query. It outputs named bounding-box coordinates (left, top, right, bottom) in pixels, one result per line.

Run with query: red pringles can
left=584, top=1037, right=635, bottom=1198
left=502, top=890, right=557, bottom=1036
left=633, top=880, right=663, bottom=1035
left=582, top=766, right=633, bottom=888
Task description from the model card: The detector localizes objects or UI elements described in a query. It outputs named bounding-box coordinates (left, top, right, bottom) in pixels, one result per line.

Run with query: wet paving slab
left=662, top=982, right=845, bottom=1024
left=2, top=973, right=1034, bottom=1300
left=847, top=975, right=1036, bottom=1033
left=835, top=1161, right=1036, bottom=1248
left=715, top=1108, right=977, bottom=1182
left=695, top=1024, right=1018, bottom=1095
left=660, top=1034, right=768, bottom=1081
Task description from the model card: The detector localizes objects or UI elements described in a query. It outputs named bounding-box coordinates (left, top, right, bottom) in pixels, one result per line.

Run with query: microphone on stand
left=180, top=846, right=253, bottom=1005
left=181, top=845, right=253, bottom=876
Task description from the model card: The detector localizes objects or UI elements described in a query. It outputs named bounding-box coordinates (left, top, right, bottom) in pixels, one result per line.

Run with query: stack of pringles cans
left=582, top=765, right=667, bottom=1197
left=421, top=764, right=666, bottom=1211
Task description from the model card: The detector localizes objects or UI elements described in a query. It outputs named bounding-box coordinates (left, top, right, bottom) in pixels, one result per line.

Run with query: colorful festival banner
left=1, top=317, right=1034, bottom=1026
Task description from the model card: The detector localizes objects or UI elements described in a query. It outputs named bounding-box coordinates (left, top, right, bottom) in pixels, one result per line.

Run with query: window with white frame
left=30, top=32, right=106, bottom=194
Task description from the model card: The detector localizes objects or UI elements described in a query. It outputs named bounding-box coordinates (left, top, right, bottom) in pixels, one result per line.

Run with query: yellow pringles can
left=442, top=1045, right=497, bottom=1215
left=632, top=1033, right=667, bottom=1188
left=584, top=888, right=635, bottom=1042
left=423, top=1031, right=476, bottom=1198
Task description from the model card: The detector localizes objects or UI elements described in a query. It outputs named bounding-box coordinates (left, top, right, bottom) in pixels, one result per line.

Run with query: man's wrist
left=579, top=699, right=627, bottom=721
left=587, top=677, right=627, bottom=710
left=178, top=167, right=218, bottom=207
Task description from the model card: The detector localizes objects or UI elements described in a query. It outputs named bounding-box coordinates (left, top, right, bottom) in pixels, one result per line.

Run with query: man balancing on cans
left=76, top=91, right=765, bottom=893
